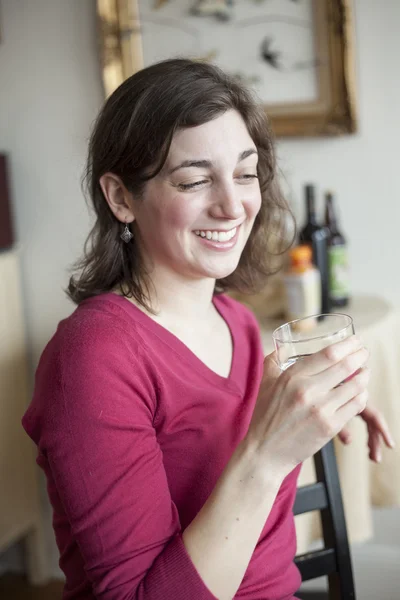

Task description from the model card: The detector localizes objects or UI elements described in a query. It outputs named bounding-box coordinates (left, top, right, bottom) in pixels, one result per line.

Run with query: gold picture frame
left=96, top=0, right=357, bottom=137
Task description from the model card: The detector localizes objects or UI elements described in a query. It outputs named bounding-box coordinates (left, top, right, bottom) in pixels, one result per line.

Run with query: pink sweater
left=22, top=293, right=301, bottom=599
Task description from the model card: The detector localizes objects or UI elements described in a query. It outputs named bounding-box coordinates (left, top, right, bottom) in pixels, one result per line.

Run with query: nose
left=210, top=182, right=245, bottom=221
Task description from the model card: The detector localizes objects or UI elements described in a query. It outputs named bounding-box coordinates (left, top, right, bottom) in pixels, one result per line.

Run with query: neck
left=125, top=268, right=218, bottom=329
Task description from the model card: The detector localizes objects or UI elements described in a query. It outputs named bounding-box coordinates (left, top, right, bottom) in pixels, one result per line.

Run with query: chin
left=201, top=260, right=241, bottom=281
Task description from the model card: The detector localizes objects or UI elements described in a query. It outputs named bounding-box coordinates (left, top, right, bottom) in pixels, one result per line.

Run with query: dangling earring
left=120, top=220, right=133, bottom=243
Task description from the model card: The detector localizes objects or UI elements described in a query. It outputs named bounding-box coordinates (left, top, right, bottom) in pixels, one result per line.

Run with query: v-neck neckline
left=94, top=293, right=242, bottom=395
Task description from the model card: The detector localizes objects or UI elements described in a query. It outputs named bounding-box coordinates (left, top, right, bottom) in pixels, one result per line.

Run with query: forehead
left=167, top=110, right=255, bottom=160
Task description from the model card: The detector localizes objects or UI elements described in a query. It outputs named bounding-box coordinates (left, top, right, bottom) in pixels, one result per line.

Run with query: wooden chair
left=294, top=440, right=356, bottom=600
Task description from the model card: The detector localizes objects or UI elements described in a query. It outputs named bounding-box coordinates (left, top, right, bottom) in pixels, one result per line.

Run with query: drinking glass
left=272, top=313, right=355, bottom=371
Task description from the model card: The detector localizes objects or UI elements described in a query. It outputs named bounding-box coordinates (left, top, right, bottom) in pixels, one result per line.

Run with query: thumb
left=263, top=350, right=281, bottom=379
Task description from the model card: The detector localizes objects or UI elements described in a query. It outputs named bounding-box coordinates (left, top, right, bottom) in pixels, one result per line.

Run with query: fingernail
left=376, top=450, right=382, bottom=462
left=389, top=438, right=396, bottom=448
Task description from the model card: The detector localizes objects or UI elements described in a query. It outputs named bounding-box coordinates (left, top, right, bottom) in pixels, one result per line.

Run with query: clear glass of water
left=273, top=314, right=355, bottom=371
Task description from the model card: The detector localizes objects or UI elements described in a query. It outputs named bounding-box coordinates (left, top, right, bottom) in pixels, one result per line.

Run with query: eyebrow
left=167, top=148, right=258, bottom=175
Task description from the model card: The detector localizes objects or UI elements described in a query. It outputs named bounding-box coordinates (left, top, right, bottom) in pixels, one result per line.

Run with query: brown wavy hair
left=67, top=58, right=294, bottom=312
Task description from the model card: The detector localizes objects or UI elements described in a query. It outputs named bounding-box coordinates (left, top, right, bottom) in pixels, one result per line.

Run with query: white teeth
left=194, top=227, right=237, bottom=242
left=218, top=231, right=230, bottom=242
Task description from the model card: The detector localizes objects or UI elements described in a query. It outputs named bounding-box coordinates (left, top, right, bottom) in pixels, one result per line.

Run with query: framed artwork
left=97, top=0, right=357, bottom=137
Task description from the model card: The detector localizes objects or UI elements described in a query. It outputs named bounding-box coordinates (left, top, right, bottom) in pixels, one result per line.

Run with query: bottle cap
left=325, top=191, right=334, bottom=201
left=289, top=244, right=313, bottom=267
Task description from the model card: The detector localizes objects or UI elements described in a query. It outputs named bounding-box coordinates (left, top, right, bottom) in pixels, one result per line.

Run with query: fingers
left=334, top=389, right=369, bottom=427
left=313, top=346, right=369, bottom=391
left=368, top=427, right=382, bottom=462
left=338, top=406, right=395, bottom=462
left=328, top=367, right=370, bottom=412
left=291, top=335, right=364, bottom=377
left=367, top=408, right=396, bottom=449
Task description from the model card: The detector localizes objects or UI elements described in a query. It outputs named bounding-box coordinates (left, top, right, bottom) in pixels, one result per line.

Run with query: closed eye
left=177, top=180, right=208, bottom=191
left=177, top=174, right=258, bottom=191
left=237, top=174, right=258, bottom=182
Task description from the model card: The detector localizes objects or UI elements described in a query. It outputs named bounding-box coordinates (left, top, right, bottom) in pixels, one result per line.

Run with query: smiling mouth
left=193, top=227, right=237, bottom=243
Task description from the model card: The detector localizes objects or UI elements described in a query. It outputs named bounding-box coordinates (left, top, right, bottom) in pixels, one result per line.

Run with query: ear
left=99, top=173, right=135, bottom=224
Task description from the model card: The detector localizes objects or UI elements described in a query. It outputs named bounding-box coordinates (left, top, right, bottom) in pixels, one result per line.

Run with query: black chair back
left=294, top=440, right=356, bottom=600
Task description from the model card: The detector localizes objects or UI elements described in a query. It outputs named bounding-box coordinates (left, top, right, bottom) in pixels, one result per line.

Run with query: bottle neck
left=306, top=197, right=318, bottom=225
left=325, top=195, right=338, bottom=230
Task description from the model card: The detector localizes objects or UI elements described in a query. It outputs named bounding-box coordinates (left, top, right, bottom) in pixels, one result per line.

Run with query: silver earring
left=120, top=222, right=133, bottom=243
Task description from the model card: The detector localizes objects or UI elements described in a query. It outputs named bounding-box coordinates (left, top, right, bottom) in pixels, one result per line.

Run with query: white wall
left=0, top=0, right=103, bottom=361
left=278, top=0, right=400, bottom=303
left=0, top=0, right=399, bottom=577
left=0, top=0, right=103, bottom=576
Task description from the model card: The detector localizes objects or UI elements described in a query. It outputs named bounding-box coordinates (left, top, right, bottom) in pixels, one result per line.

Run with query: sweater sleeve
left=33, top=317, right=218, bottom=600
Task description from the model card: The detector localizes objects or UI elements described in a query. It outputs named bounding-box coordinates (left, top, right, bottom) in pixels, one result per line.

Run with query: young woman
left=23, top=59, right=393, bottom=600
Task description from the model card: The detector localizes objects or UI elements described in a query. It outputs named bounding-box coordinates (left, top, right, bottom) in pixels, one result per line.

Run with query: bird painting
left=260, top=37, right=282, bottom=70
left=191, top=0, right=234, bottom=22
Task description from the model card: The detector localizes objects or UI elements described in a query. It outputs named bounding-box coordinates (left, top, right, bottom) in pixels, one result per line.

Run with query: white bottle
left=283, top=245, right=322, bottom=331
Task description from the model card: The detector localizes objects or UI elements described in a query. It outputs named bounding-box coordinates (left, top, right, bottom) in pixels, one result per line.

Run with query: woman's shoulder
left=38, top=293, right=151, bottom=381
left=24, top=294, right=157, bottom=446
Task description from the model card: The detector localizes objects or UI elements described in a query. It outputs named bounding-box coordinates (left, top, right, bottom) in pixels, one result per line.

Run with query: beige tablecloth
left=258, top=295, right=400, bottom=554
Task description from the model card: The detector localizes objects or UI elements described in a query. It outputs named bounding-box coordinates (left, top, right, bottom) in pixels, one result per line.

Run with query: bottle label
left=328, top=245, right=349, bottom=299
left=284, top=269, right=321, bottom=319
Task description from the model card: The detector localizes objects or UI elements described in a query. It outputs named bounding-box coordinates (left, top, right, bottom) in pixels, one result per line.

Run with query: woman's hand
left=338, top=406, right=395, bottom=462
left=246, top=335, right=370, bottom=477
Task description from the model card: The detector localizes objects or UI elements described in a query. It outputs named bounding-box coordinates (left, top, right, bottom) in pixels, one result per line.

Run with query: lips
left=193, top=224, right=241, bottom=251
left=194, top=227, right=237, bottom=243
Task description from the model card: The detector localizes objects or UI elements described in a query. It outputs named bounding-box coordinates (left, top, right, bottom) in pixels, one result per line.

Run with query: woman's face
left=132, top=109, right=262, bottom=282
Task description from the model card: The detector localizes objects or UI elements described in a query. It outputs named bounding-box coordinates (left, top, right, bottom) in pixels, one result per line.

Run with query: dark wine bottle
left=299, top=184, right=330, bottom=313
left=325, top=191, right=350, bottom=307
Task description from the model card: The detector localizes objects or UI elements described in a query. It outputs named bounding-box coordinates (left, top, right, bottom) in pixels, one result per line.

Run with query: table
left=257, top=295, right=400, bottom=554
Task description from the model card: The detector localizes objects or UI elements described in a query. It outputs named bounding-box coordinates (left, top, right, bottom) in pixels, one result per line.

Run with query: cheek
left=167, top=209, right=192, bottom=230
left=245, top=190, right=262, bottom=219
left=148, top=197, right=189, bottom=232
left=161, top=198, right=199, bottom=232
